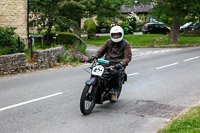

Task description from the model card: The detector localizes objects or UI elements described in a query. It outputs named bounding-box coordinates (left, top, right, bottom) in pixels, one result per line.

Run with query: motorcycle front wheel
left=80, top=84, right=96, bottom=115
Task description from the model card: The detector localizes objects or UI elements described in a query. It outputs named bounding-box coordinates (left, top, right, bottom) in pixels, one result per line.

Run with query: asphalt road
left=0, top=46, right=200, bottom=133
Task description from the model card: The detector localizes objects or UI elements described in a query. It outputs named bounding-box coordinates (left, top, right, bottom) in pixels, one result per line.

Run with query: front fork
left=85, top=76, right=100, bottom=99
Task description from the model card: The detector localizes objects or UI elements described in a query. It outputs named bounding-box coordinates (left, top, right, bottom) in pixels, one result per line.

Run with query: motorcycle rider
left=88, top=26, right=132, bottom=101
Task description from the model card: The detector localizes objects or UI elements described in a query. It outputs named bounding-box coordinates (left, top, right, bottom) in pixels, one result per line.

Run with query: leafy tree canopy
left=124, top=0, right=200, bottom=42
left=29, top=0, right=124, bottom=37
left=95, top=0, right=123, bottom=17
left=29, top=0, right=62, bottom=41
left=59, top=0, right=96, bottom=22
left=124, top=0, right=200, bottom=22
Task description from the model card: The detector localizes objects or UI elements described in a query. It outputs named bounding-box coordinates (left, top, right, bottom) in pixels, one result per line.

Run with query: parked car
left=180, top=21, right=199, bottom=33
left=142, top=23, right=170, bottom=34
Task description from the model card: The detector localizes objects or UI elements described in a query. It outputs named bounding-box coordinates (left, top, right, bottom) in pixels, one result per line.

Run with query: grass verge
left=158, top=106, right=200, bottom=133
left=157, top=34, right=200, bottom=47
left=86, top=34, right=163, bottom=47
left=85, top=34, right=200, bottom=47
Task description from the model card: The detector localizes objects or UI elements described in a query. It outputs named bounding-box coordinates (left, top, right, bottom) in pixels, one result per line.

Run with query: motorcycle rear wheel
left=80, top=84, right=96, bottom=115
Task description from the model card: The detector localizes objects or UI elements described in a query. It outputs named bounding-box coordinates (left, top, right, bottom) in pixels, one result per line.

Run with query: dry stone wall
left=0, top=53, right=26, bottom=75
left=30, top=46, right=65, bottom=70
left=0, top=46, right=65, bottom=76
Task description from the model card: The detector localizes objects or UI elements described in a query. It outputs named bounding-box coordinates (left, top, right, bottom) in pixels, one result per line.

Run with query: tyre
left=165, top=31, right=170, bottom=35
left=80, top=84, right=96, bottom=115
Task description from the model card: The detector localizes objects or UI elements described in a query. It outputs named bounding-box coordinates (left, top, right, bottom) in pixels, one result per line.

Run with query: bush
left=0, top=26, right=25, bottom=55
left=119, top=22, right=129, bottom=29
left=84, top=18, right=97, bottom=39
left=118, top=15, right=127, bottom=22
left=58, top=44, right=88, bottom=66
left=57, top=32, right=86, bottom=46
left=96, top=17, right=112, bottom=33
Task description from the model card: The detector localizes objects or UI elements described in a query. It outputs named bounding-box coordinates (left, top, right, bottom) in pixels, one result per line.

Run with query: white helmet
left=110, top=26, right=124, bottom=43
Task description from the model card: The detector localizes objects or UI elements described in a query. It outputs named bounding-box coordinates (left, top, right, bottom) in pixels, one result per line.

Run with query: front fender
left=85, top=77, right=97, bottom=85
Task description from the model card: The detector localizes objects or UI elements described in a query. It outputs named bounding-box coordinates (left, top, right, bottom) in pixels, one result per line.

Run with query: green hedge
left=119, top=22, right=129, bottom=29
left=84, top=18, right=97, bottom=33
left=57, top=32, right=86, bottom=46
left=84, top=18, right=97, bottom=39
left=0, top=26, right=25, bottom=55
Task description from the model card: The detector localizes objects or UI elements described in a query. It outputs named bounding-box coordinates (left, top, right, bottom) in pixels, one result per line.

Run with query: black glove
left=87, top=57, right=96, bottom=63
left=115, top=63, right=123, bottom=70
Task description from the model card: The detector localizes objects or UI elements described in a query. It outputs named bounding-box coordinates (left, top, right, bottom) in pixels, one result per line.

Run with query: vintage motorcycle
left=80, top=58, right=127, bottom=115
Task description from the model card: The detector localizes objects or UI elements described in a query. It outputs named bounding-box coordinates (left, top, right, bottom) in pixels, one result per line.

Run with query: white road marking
left=131, top=49, right=140, bottom=52
left=184, top=56, right=199, bottom=62
left=0, top=92, right=63, bottom=112
left=132, top=49, right=182, bottom=58
left=156, top=62, right=179, bottom=70
left=127, top=73, right=140, bottom=77
left=86, top=48, right=97, bottom=51
left=132, top=55, right=143, bottom=57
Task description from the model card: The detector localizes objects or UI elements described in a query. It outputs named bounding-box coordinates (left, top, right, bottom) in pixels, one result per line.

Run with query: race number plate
left=92, top=65, right=104, bottom=76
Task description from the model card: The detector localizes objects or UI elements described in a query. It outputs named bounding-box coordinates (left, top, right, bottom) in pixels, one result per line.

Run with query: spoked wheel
left=80, top=84, right=96, bottom=115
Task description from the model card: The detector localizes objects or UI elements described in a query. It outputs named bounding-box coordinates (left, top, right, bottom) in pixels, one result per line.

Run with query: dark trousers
left=111, top=69, right=121, bottom=89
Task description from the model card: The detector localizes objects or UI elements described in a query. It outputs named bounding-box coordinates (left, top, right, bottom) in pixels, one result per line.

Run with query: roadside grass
left=124, top=34, right=163, bottom=47
left=158, top=106, right=200, bottom=133
left=85, top=36, right=110, bottom=46
left=85, top=34, right=163, bottom=47
left=85, top=34, right=200, bottom=47
left=157, top=34, right=200, bottom=47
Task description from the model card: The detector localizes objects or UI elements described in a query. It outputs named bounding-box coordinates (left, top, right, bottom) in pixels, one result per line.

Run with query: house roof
left=121, top=4, right=153, bottom=13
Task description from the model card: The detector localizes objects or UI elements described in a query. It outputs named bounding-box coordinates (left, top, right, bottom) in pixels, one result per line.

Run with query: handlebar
left=88, top=57, right=124, bottom=71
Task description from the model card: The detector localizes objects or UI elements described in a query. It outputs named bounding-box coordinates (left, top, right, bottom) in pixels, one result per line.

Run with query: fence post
left=18, top=36, right=21, bottom=52
left=28, top=37, right=33, bottom=59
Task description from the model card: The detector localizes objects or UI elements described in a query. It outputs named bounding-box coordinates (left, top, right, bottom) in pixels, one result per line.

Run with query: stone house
left=0, top=0, right=28, bottom=42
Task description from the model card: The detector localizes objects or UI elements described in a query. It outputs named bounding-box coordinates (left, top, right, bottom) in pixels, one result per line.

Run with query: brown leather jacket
left=93, top=39, right=132, bottom=67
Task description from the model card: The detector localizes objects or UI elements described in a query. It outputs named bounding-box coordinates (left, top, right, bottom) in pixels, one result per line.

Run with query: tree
left=29, top=0, right=63, bottom=41
left=151, top=0, right=200, bottom=43
left=95, top=0, right=123, bottom=17
left=95, top=0, right=123, bottom=30
left=124, top=0, right=200, bottom=43
left=59, top=0, right=124, bottom=36
left=29, top=0, right=124, bottom=39
left=59, top=0, right=96, bottom=37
